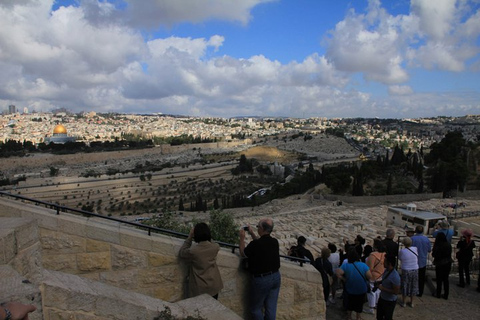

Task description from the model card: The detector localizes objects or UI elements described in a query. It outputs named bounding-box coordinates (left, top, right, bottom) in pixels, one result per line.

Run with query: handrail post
left=56, top=206, right=60, bottom=215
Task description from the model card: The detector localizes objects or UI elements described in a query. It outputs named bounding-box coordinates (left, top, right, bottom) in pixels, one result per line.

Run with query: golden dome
left=53, top=124, right=67, bottom=134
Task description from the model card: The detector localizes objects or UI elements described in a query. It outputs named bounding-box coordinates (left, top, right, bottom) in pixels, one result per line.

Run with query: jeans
left=250, top=271, right=281, bottom=320
left=376, top=297, right=396, bottom=320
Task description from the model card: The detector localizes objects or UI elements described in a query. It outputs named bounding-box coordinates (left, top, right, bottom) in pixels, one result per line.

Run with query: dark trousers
left=435, top=263, right=451, bottom=299
left=458, top=259, right=472, bottom=285
left=418, top=266, right=426, bottom=296
left=376, top=297, right=396, bottom=320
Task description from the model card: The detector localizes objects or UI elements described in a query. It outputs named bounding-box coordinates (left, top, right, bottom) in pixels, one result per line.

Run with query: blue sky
left=1, top=0, right=479, bottom=118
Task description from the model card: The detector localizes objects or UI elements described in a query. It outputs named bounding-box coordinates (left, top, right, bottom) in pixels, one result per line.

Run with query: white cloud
left=389, top=85, right=414, bottom=95
left=0, top=0, right=479, bottom=119
left=408, top=0, right=480, bottom=71
left=93, top=0, right=277, bottom=29
left=326, top=0, right=411, bottom=84
left=411, top=0, right=456, bottom=41
left=326, top=0, right=480, bottom=81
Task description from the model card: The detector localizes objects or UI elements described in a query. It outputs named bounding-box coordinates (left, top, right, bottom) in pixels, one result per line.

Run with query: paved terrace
left=326, top=272, right=480, bottom=320
left=232, top=195, right=480, bottom=319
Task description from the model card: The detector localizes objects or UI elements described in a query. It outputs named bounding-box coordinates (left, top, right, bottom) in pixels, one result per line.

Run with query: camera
left=243, top=226, right=249, bottom=231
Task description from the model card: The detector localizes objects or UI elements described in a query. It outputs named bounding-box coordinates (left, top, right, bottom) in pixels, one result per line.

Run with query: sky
left=1, top=0, right=479, bottom=119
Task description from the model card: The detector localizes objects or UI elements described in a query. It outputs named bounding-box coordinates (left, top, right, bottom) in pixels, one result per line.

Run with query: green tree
left=325, top=171, right=351, bottom=194
left=425, top=131, right=470, bottom=196
left=209, top=210, right=238, bottom=244
left=178, top=197, right=184, bottom=211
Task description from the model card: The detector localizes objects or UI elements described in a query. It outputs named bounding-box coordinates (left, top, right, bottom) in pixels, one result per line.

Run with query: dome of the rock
left=53, top=124, right=67, bottom=135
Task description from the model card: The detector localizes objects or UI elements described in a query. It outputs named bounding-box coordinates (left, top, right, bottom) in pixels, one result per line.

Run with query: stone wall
left=0, top=197, right=325, bottom=320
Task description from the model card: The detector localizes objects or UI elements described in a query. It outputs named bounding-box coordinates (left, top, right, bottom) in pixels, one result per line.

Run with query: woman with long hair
left=456, top=229, right=476, bottom=287
left=432, top=232, right=452, bottom=299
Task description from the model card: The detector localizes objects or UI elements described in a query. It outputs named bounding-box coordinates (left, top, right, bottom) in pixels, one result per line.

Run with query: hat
left=439, top=221, right=449, bottom=229
left=462, top=229, right=473, bottom=237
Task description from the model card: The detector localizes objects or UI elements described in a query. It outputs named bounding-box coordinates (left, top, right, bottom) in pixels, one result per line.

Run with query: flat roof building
left=387, top=204, right=447, bottom=235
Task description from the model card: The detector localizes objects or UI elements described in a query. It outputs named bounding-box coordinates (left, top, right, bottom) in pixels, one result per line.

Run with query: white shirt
left=398, top=246, right=419, bottom=270
left=328, top=252, right=340, bottom=272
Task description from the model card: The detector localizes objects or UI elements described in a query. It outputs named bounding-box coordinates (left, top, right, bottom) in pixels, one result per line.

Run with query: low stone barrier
left=0, top=197, right=325, bottom=319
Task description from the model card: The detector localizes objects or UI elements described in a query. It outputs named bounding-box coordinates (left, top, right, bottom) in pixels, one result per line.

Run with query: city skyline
left=0, top=0, right=479, bottom=118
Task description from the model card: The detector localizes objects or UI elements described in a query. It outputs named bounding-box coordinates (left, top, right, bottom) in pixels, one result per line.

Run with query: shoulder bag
left=352, top=262, right=371, bottom=293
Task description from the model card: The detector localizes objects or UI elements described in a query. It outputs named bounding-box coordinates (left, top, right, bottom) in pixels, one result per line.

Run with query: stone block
left=95, top=296, right=148, bottom=319
left=73, top=313, right=111, bottom=320
left=85, top=222, right=120, bottom=245
left=45, top=309, right=76, bottom=320
left=85, top=239, right=110, bottom=253
left=280, top=262, right=308, bottom=281
left=80, top=272, right=100, bottom=282
left=41, top=274, right=97, bottom=313
left=42, top=254, right=77, bottom=272
left=217, top=268, right=238, bottom=298
left=14, top=219, right=38, bottom=250
left=294, top=281, right=317, bottom=303
left=10, top=242, right=43, bottom=279
left=147, top=252, right=176, bottom=267
left=216, top=250, right=242, bottom=268
left=0, top=229, right=16, bottom=264
left=306, top=267, right=323, bottom=284
left=149, top=282, right=184, bottom=302
left=140, top=265, right=182, bottom=286
left=119, top=230, right=153, bottom=251
left=77, top=252, right=111, bottom=272
left=99, top=269, right=139, bottom=290
left=151, top=237, right=178, bottom=256
left=40, top=229, right=86, bottom=254
left=176, top=294, right=243, bottom=320
left=57, top=216, right=87, bottom=237
left=34, top=213, right=59, bottom=230
left=278, top=277, right=295, bottom=306
left=111, top=245, right=147, bottom=270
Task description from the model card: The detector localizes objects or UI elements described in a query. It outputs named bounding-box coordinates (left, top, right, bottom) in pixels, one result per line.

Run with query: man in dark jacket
left=240, top=218, right=281, bottom=320
left=382, top=229, right=399, bottom=266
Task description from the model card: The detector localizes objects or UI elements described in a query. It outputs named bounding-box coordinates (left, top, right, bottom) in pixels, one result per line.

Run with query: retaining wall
left=0, top=197, right=325, bottom=320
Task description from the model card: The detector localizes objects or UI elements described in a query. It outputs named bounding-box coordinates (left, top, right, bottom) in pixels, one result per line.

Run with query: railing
left=0, top=190, right=310, bottom=266
left=397, top=234, right=480, bottom=273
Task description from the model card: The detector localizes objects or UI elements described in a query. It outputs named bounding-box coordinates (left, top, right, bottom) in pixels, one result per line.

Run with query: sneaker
left=328, top=296, right=336, bottom=305
left=407, top=302, right=414, bottom=308
left=399, top=301, right=406, bottom=307
left=363, top=308, right=374, bottom=314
